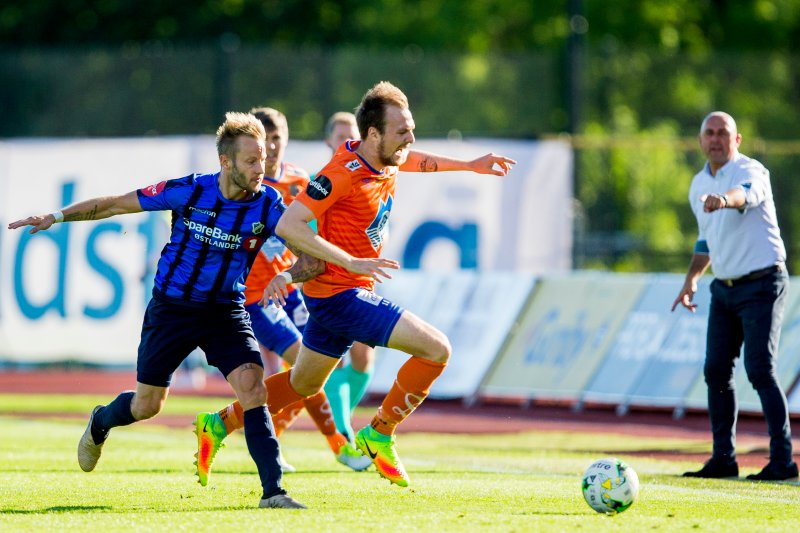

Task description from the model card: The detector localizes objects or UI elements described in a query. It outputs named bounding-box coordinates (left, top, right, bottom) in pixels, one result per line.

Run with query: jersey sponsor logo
left=140, top=181, right=166, bottom=197
left=184, top=218, right=243, bottom=249
left=252, top=221, right=265, bottom=234
left=307, top=175, right=332, bottom=200
left=356, top=289, right=383, bottom=306
left=365, top=195, right=393, bottom=249
left=189, top=206, right=217, bottom=217
left=345, top=159, right=362, bottom=172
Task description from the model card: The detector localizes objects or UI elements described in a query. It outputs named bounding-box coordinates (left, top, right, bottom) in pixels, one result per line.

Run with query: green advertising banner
left=480, top=272, right=647, bottom=400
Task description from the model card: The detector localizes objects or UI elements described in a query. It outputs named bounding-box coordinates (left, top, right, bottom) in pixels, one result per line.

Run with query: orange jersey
left=296, top=140, right=397, bottom=298
left=244, top=162, right=310, bottom=305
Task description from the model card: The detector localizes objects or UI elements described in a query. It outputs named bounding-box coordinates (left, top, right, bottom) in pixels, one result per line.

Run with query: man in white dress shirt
left=672, top=111, right=797, bottom=481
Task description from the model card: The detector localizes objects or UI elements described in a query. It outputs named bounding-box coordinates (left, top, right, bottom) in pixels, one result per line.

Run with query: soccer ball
left=581, top=458, right=639, bottom=514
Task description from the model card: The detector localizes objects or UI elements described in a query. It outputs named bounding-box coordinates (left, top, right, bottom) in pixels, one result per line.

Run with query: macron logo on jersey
left=345, top=159, right=362, bottom=172
left=365, top=195, right=393, bottom=249
left=189, top=206, right=217, bottom=218
left=140, top=181, right=166, bottom=197
left=184, top=218, right=243, bottom=249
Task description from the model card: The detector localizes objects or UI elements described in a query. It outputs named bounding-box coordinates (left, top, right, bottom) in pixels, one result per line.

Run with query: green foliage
left=2, top=1, right=800, bottom=271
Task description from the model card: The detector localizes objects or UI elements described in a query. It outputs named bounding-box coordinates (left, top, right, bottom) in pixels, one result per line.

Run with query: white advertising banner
left=0, top=138, right=187, bottom=363
left=0, top=137, right=567, bottom=364
left=367, top=270, right=536, bottom=399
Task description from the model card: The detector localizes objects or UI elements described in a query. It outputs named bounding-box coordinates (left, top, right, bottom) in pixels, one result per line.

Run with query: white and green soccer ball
left=581, top=457, right=639, bottom=514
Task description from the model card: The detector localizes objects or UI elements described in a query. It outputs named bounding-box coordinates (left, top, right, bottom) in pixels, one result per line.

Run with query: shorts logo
left=307, top=175, right=332, bottom=200
left=356, top=289, right=383, bottom=306
left=252, top=221, right=265, bottom=234
left=345, top=159, right=362, bottom=172
left=140, top=181, right=166, bottom=197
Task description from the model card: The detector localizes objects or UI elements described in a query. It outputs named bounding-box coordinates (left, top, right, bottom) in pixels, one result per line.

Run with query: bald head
left=699, top=111, right=742, bottom=173
left=700, top=111, right=737, bottom=136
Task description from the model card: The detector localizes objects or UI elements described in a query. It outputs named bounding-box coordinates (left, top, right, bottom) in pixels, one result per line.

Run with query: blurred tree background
left=1, top=0, right=799, bottom=272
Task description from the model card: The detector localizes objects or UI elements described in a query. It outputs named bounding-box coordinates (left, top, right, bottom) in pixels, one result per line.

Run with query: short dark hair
left=355, top=81, right=409, bottom=139
left=249, top=107, right=288, bottom=136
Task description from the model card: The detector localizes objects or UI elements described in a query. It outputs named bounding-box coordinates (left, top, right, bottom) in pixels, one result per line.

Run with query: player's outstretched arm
left=7, top=191, right=144, bottom=234
left=400, top=150, right=516, bottom=176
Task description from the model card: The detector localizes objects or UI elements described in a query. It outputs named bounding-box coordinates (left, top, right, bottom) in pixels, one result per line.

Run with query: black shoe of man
left=682, top=457, right=739, bottom=478
left=746, top=461, right=799, bottom=482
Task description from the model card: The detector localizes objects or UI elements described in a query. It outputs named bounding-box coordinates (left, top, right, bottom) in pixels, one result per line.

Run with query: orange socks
left=265, top=370, right=305, bottom=414
left=372, top=356, right=446, bottom=436
left=300, top=391, right=349, bottom=453
left=271, top=400, right=304, bottom=438
left=218, top=402, right=244, bottom=434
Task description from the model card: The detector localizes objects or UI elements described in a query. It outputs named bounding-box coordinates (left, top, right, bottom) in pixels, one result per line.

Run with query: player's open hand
left=470, top=153, right=517, bottom=176
left=261, top=276, right=290, bottom=308
left=7, top=214, right=57, bottom=234
left=344, top=257, right=400, bottom=282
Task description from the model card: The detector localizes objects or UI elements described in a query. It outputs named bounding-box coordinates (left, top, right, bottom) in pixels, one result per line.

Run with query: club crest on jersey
left=365, top=195, right=393, bottom=250
left=252, top=221, right=265, bottom=234
left=307, top=174, right=332, bottom=200
left=140, top=181, right=166, bottom=197
left=345, top=159, right=362, bottom=172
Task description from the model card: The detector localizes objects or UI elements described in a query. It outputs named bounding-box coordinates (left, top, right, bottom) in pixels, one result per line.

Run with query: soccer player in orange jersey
left=320, top=112, right=378, bottom=444
left=261, top=82, right=516, bottom=487
left=193, top=108, right=370, bottom=488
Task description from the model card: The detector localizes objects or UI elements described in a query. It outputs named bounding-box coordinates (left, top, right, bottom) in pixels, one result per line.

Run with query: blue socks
left=92, top=391, right=136, bottom=443
left=243, top=406, right=282, bottom=497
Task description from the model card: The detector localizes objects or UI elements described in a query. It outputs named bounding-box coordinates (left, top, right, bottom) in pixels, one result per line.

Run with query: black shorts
left=137, top=293, right=262, bottom=387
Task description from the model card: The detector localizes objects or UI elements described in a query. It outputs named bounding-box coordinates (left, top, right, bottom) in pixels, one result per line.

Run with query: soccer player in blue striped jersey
left=7, top=112, right=323, bottom=509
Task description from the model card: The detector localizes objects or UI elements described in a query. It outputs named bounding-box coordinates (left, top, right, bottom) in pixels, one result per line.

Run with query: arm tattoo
left=287, top=253, right=326, bottom=282
left=418, top=157, right=438, bottom=172
left=64, top=204, right=99, bottom=222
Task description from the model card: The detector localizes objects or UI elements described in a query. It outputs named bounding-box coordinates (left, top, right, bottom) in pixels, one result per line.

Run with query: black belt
left=718, top=264, right=782, bottom=287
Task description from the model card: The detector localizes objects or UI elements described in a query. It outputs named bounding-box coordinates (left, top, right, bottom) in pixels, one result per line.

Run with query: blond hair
left=215, top=112, right=266, bottom=158
left=355, top=81, right=409, bottom=139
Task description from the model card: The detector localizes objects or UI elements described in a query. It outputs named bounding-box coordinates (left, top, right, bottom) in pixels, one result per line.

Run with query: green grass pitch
left=1, top=394, right=799, bottom=532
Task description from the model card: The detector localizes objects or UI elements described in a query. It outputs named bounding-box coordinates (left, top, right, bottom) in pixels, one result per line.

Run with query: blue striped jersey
left=137, top=173, right=286, bottom=304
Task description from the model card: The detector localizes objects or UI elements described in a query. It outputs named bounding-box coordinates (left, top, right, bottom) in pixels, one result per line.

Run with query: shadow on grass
left=1, top=505, right=112, bottom=513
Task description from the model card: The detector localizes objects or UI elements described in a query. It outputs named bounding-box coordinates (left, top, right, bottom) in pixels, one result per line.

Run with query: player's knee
left=421, top=331, right=451, bottom=364
left=238, top=379, right=267, bottom=410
